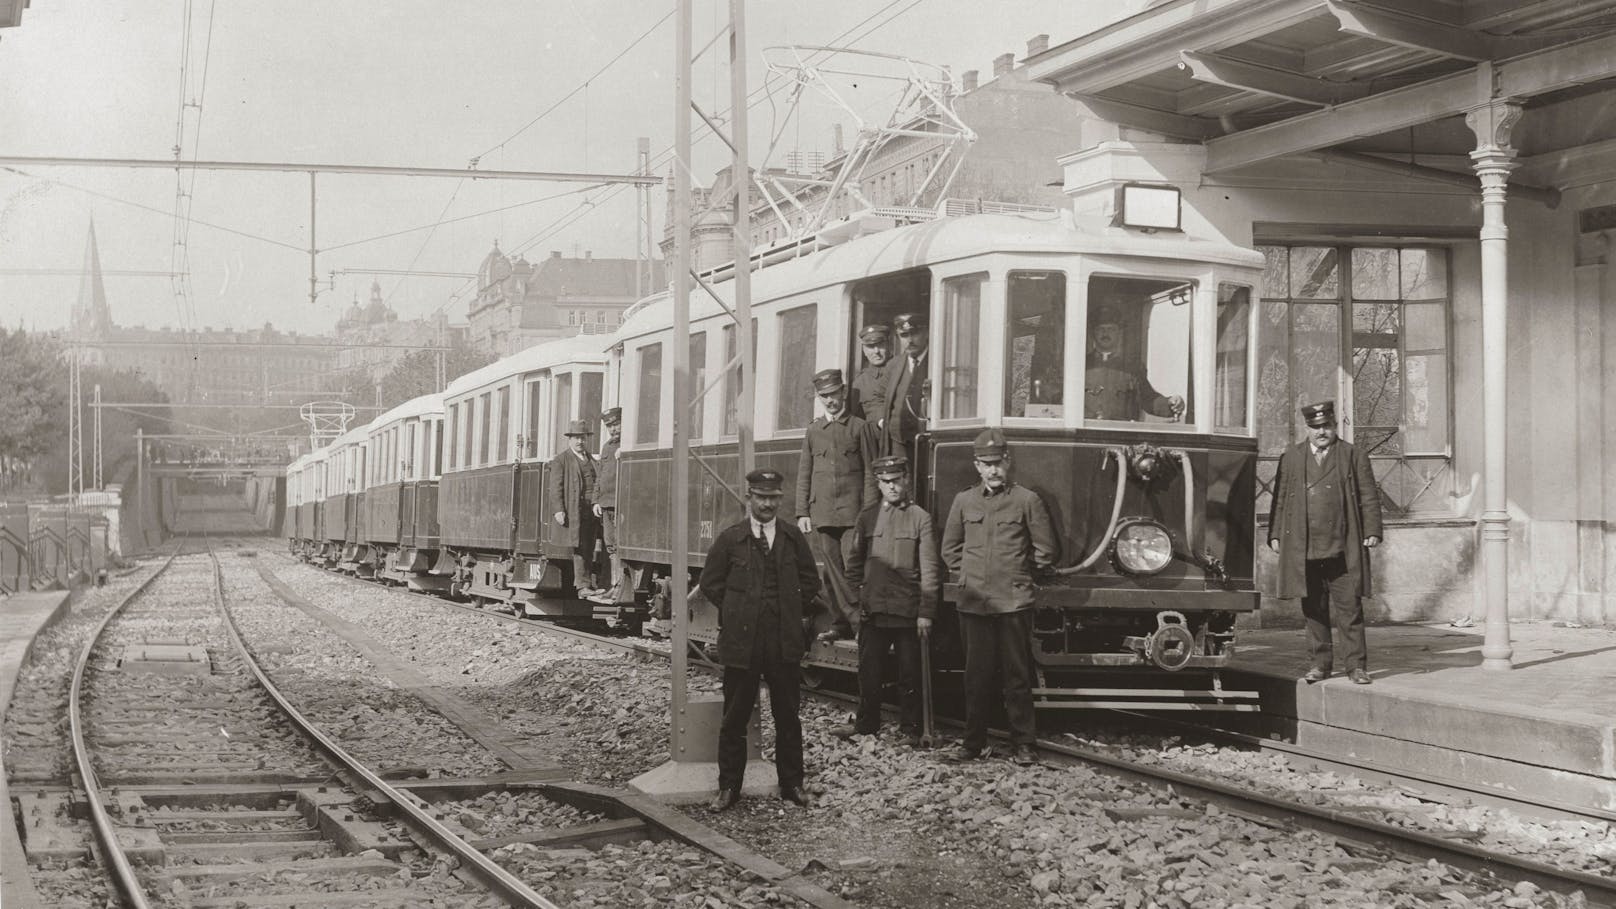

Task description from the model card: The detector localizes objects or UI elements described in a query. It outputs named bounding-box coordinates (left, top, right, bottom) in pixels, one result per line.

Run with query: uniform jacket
left=548, top=449, right=596, bottom=547
left=845, top=499, right=940, bottom=621
left=698, top=519, right=822, bottom=670
left=1268, top=439, right=1383, bottom=599
left=1084, top=356, right=1174, bottom=421
left=795, top=413, right=878, bottom=527
left=594, top=437, right=620, bottom=509
left=941, top=483, right=1058, bottom=615
left=850, top=362, right=891, bottom=422
left=879, top=352, right=927, bottom=453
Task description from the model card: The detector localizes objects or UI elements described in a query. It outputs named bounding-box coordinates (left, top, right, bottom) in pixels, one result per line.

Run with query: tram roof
left=367, top=392, right=444, bottom=434
left=615, top=211, right=1265, bottom=343
left=444, top=333, right=610, bottom=400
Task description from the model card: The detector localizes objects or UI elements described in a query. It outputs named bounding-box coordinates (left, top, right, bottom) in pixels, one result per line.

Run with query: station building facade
left=467, top=243, right=663, bottom=357
left=1026, top=0, right=1616, bottom=644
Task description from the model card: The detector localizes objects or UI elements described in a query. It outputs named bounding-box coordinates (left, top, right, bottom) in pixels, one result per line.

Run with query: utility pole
left=637, top=136, right=652, bottom=298
left=93, top=383, right=103, bottom=490
left=68, top=346, right=83, bottom=504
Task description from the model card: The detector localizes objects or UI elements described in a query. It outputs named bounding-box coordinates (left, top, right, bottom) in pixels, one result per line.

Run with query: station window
left=636, top=343, right=663, bottom=446
left=1084, top=276, right=1195, bottom=425
left=1256, top=244, right=1452, bottom=517
left=940, top=273, right=985, bottom=420
left=775, top=304, right=818, bottom=432
left=1004, top=271, right=1066, bottom=419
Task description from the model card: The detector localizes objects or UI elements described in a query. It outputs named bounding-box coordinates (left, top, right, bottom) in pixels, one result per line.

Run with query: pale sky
left=0, top=0, right=1128, bottom=336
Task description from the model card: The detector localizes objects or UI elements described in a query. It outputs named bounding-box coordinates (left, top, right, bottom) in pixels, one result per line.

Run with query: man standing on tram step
left=700, top=468, right=822, bottom=811
left=848, top=322, right=894, bottom=422
left=834, top=454, right=939, bottom=747
left=1268, top=400, right=1383, bottom=685
left=550, top=419, right=602, bottom=599
left=941, top=428, right=1057, bottom=765
left=588, top=406, right=623, bottom=604
left=879, top=312, right=929, bottom=458
left=796, top=367, right=878, bottom=645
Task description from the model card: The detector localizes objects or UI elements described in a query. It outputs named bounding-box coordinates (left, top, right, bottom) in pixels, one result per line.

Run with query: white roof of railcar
left=326, top=424, right=369, bottom=452
left=444, top=333, right=610, bottom=400
left=367, top=393, right=445, bottom=434
left=614, top=211, right=1266, bottom=344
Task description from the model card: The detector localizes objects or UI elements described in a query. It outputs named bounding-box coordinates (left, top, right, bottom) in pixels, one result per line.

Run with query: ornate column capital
left=1464, top=99, right=1524, bottom=168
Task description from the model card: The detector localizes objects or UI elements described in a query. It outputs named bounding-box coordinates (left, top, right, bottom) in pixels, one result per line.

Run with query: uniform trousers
left=1301, top=553, right=1367, bottom=672
left=809, top=526, right=860, bottom=633
left=719, top=661, right=803, bottom=791
left=854, top=621, right=922, bottom=734
left=598, top=507, right=620, bottom=591
left=959, top=609, right=1037, bottom=750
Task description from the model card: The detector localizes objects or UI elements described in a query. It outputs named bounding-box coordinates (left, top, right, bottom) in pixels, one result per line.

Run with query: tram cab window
left=1005, top=271, right=1066, bottom=418
left=1084, top=276, right=1194, bottom=424
left=1215, top=284, right=1253, bottom=433
left=940, top=272, right=984, bottom=420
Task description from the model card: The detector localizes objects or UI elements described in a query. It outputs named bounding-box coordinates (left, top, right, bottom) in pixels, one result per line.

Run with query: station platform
left=0, top=590, right=75, bottom=909
left=1224, top=620, right=1616, bottom=813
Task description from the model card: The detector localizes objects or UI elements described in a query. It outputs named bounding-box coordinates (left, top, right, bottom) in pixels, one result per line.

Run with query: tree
left=0, top=329, right=67, bottom=492
left=40, top=363, right=172, bottom=495
left=375, top=345, right=495, bottom=410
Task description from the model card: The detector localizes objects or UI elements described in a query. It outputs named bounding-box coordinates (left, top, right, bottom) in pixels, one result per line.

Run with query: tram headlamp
left=1112, top=520, right=1174, bottom=575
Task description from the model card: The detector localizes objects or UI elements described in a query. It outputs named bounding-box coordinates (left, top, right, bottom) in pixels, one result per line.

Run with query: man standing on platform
left=589, top=406, right=623, bottom=604
left=879, top=312, right=929, bottom=458
left=795, top=368, right=877, bottom=645
left=550, top=419, right=602, bottom=599
left=848, top=323, right=893, bottom=422
left=1268, top=400, right=1384, bottom=685
left=700, top=469, right=822, bottom=811
left=835, top=454, right=939, bottom=747
left=941, top=428, right=1056, bottom=765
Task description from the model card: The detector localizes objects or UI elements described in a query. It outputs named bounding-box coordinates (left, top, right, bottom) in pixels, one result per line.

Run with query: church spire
left=72, top=220, right=112, bottom=338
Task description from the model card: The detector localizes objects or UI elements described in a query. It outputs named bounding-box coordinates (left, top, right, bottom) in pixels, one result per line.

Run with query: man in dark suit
left=879, top=312, right=929, bottom=457
left=795, top=367, right=878, bottom=644
left=848, top=322, right=893, bottom=422
left=699, top=468, right=823, bottom=811
left=1267, top=400, right=1384, bottom=685
left=549, top=419, right=601, bottom=599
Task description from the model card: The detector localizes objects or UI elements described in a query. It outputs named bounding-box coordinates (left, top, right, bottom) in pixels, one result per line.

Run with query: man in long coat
left=795, top=367, right=878, bottom=643
left=878, top=312, right=929, bottom=458
left=1267, top=400, right=1384, bottom=684
left=589, top=407, right=623, bottom=603
left=698, top=468, right=822, bottom=811
left=549, top=419, right=601, bottom=598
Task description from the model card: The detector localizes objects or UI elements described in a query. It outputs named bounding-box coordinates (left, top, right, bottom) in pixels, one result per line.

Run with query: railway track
left=293, top=549, right=1614, bottom=907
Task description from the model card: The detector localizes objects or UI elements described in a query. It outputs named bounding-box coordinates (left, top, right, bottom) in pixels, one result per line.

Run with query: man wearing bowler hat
left=849, top=322, right=894, bottom=422
left=550, top=419, right=602, bottom=599
left=796, top=367, right=878, bottom=644
left=835, top=454, right=939, bottom=747
left=879, top=312, right=929, bottom=457
left=1268, top=400, right=1384, bottom=685
left=941, top=428, right=1057, bottom=765
left=589, top=407, right=624, bottom=604
left=699, top=468, right=822, bottom=811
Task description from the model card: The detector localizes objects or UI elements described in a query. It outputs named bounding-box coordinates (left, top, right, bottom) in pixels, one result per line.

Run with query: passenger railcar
left=317, top=425, right=368, bottom=570
left=359, top=394, right=447, bottom=588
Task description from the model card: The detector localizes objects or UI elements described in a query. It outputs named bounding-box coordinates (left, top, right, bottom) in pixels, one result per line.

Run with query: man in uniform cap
left=550, top=419, right=602, bottom=598
left=878, top=312, right=930, bottom=458
left=848, top=323, right=894, bottom=422
left=941, top=428, right=1057, bottom=764
left=1084, top=302, right=1186, bottom=422
left=796, top=367, right=878, bottom=644
left=835, top=454, right=940, bottom=747
left=589, top=407, right=625, bottom=603
left=699, top=467, right=822, bottom=811
left=1268, top=400, right=1383, bottom=684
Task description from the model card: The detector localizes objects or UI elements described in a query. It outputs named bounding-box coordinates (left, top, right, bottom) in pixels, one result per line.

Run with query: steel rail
left=207, top=550, right=564, bottom=909
left=67, top=546, right=186, bottom=909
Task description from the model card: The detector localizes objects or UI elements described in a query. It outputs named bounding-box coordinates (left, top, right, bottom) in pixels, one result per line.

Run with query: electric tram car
left=288, top=206, right=1266, bottom=704
left=354, top=394, right=447, bottom=587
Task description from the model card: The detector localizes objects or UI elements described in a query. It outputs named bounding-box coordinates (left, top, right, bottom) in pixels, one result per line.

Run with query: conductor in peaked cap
left=849, top=323, right=894, bottom=422
left=589, top=407, right=625, bottom=604
left=1267, top=400, right=1384, bottom=686
left=699, top=467, right=822, bottom=811
left=550, top=419, right=603, bottom=599
left=797, top=367, right=878, bottom=646
left=940, top=428, right=1057, bottom=766
left=878, top=313, right=930, bottom=457
left=1084, top=303, right=1185, bottom=422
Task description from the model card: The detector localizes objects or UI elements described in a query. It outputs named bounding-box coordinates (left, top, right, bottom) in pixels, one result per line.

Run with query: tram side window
left=477, top=392, right=492, bottom=466
left=496, top=386, right=510, bottom=463
left=637, top=343, right=663, bottom=446
left=447, top=404, right=460, bottom=470
left=1084, top=276, right=1194, bottom=424
left=1215, top=284, right=1252, bottom=432
left=525, top=380, right=542, bottom=458
left=721, top=320, right=757, bottom=437
left=1005, top=271, right=1066, bottom=419
left=775, top=304, right=818, bottom=432
left=552, top=374, right=574, bottom=456
left=580, top=372, right=603, bottom=438
left=688, top=333, right=707, bottom=440
left=940, top=272, right=984, bottom=420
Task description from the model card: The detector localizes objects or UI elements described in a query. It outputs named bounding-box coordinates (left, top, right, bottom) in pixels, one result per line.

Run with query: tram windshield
left=1084, top=276, right=1194, bottom=424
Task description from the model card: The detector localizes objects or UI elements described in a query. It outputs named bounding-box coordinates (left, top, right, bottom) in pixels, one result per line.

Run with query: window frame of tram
left=1255, top=243, right=1454, bottom=519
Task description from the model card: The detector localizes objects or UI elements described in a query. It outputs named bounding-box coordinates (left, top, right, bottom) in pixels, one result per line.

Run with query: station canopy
left=1025, top=0, right=1616, bottom=201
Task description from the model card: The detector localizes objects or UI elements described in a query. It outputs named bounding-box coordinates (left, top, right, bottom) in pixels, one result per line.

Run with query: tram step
left=154, top=854, right=404, bottom=885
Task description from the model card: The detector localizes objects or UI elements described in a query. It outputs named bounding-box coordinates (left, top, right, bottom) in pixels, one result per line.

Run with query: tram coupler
left=1122, top=610, right=1197, bottom=672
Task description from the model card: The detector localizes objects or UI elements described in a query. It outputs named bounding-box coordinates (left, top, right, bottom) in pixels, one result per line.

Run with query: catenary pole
left=732, top=0, right=755, bottom=477
left=669, top=0, right=694, bottom=759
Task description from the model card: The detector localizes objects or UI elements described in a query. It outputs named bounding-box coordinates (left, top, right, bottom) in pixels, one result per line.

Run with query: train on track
left=287, top=204, right=1267, bottom=708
